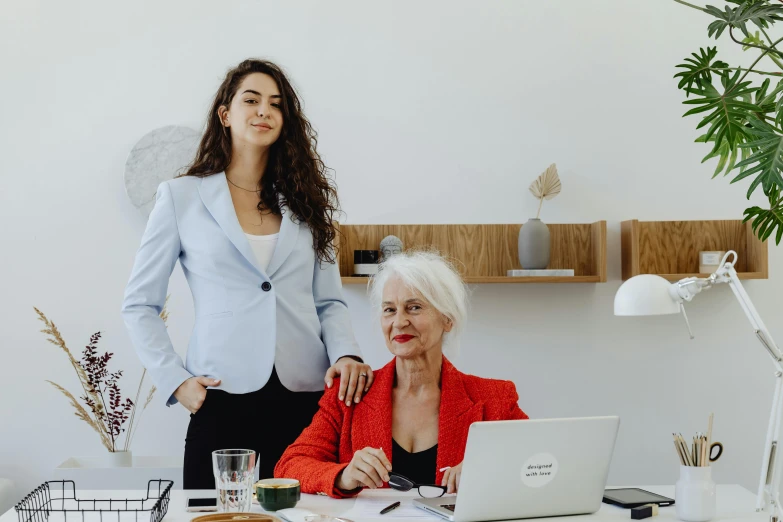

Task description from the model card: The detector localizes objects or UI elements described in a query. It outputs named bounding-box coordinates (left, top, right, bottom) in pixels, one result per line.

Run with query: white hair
left=368, top=250, right=469, bottom=354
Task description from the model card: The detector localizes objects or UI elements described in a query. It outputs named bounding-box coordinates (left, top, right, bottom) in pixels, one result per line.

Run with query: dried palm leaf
left=528, top=163, right=562, bottom=219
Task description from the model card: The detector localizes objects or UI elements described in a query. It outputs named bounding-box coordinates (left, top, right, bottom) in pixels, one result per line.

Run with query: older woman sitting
left=274, top=251, right=528, bottom=497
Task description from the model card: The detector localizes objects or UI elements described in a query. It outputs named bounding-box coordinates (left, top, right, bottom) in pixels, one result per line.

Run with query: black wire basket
left=15, top=480, right=173, bottom=522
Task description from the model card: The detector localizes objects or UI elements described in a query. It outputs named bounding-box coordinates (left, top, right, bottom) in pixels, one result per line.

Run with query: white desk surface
left=2, top=485, right=768, bottom=522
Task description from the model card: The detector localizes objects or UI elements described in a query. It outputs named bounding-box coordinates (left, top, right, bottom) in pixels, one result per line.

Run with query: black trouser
left=183, top=368, right=323, bottom=489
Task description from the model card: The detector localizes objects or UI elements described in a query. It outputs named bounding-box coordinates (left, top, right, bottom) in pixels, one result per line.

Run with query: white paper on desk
left=343, top=489, right=440, bottom=519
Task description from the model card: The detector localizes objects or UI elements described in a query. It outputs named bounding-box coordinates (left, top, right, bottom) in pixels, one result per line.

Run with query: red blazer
left=274, top=357, right=528, bottom=498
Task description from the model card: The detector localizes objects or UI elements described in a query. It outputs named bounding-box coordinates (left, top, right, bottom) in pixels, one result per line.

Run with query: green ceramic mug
left=254, top=478, right=300, bottom=511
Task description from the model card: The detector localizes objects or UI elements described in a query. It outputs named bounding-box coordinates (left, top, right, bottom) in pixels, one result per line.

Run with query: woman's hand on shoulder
left=335, top=447, right=391, bottom=491
left=324, top=356, right=374, bottom=406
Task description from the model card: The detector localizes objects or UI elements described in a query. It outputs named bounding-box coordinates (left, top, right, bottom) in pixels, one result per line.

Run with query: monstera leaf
left=696, top=132, right=750, bottom=178
left=744, top=200, right=783, bottom=243
left=734, top=116, right=783, bottom=196
left=675, top=47, right=729, bottom=93
left=681, top=70, right=760, bottom=153
left=705, top=1, right=783, bottom=38
left=673, top=1, right=783, bottom=244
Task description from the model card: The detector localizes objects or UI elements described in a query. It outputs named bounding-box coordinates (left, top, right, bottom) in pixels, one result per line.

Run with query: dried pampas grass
left=47, top=380, right=112, bottom=450
left=36, top=299, right=168, bottom=453
left=35, top=307, right=106, bottom=416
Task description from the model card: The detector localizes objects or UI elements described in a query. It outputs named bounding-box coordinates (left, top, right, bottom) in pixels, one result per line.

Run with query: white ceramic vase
left=104, top=450, right=133, bottom=468
left=675, top=465, right=716, bottom=522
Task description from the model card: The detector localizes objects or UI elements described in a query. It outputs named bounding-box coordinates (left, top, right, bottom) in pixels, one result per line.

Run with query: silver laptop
left=414, top=416, right=620, bottom=522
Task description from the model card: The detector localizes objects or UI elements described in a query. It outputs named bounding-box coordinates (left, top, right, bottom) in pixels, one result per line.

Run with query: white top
left=244, top=232, right=278, bottom=272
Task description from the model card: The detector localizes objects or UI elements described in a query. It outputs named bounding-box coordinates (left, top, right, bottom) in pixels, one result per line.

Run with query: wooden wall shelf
left=336, top=221, right=607, bottom=284
left=621, top=219, right=769, bottom=281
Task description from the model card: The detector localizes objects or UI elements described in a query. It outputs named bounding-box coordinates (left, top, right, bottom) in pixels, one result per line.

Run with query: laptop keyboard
left=441, top=504, right=456, bottom=512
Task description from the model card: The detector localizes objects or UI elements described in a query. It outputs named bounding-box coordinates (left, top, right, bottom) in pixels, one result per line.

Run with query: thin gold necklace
left=226, top=176, right=259, bottom=193
left=227, top=178, right=268, bottom=227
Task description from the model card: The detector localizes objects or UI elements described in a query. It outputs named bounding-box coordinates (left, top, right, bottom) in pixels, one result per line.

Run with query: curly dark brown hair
left=181, top=59, right=340, bottom=264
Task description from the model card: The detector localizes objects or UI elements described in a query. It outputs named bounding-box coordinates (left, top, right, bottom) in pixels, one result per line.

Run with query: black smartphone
left=602, top=488, right=675, bottom=508
left=185, top=497, right=218, bottom=512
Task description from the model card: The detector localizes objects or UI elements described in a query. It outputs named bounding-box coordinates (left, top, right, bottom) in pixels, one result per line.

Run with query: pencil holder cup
left=675, top=465, right=716, bottom=522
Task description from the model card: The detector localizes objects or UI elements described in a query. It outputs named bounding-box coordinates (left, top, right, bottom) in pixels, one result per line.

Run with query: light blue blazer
left=121, top=173, right=362, bottom=406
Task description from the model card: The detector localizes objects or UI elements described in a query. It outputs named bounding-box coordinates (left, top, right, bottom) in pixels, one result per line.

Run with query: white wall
left=2, top=0, right=782, bottom=500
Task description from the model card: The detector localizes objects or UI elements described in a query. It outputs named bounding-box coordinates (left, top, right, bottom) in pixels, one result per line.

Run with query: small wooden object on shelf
left=621, top=219, right=768, bottom=281
left=335, top=221, right=606, bottom=284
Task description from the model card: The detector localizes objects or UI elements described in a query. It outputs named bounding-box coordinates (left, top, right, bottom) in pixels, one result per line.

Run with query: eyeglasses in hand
left=388, top=472, right=448, bottom=498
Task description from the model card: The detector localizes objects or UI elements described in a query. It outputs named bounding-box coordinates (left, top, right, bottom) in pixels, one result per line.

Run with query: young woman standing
left=122, top=59, right=373, bottom=488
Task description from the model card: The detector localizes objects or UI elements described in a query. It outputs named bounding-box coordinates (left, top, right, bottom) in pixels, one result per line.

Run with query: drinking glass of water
left=212, top=449, right=257, bottom=512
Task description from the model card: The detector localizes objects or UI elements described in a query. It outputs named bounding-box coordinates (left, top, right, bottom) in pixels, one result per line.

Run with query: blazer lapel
left=436, top=358, right=484, bottom=480
left=357, top=358, right=484, bottom=478
left=265, top=205, right=299, bottom=278
left=352, top=359, right=395, bottom=463
left=198, top=173, right=263, bottom=277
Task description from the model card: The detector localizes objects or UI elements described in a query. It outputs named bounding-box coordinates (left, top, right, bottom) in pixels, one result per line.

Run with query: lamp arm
left=715, top=265, right=783, bottom=520
left=669, top=278, right=712, bottom=339
left=669, top=277, right=710, bottom=302
left=720, top=265, right=782, bottom=364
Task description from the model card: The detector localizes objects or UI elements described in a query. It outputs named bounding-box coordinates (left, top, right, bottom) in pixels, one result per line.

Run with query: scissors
left=694, top=433, right=723, bottom=464
left=708, top=441, right=724, bottom=462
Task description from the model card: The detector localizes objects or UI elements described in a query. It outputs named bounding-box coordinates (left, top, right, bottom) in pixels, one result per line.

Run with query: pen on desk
left=380, top=501, right=401, bottom=515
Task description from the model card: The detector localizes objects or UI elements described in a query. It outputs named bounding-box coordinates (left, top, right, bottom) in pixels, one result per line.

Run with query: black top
left=392, top=438, right=438, bottom=485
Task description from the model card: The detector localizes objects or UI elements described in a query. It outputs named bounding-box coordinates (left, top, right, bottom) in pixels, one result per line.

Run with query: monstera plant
left=674, top=0, right=783, bottom=243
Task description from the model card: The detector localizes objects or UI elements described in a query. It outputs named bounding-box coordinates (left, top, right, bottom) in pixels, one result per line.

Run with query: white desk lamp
left=614, top=251, right=782, bottom=521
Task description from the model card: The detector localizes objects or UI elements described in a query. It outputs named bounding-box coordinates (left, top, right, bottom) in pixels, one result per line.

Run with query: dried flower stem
left=47, top=381, right=112, bottom=451
left=36, top=301, right=166, bottom=454
left=35, top=308, right=112, bottom=449
left=97, top=384, right=117, bottom=451
left=125, top=297, right=167, bottom=450
left=125, top=368, right=147, bottom=452
left=127, top=383, right=156, bottom=450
